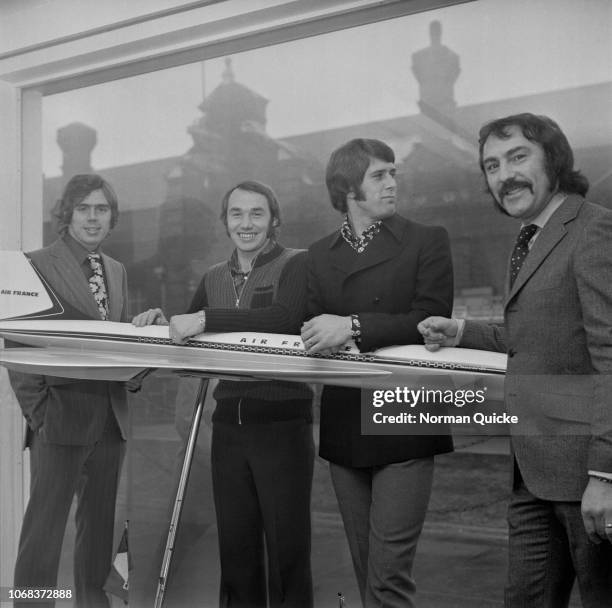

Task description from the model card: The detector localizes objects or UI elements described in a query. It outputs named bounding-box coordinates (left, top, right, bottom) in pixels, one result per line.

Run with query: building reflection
left=42, top=39, right=612, bottom=322
left=39, top=19, right=612, bottom=605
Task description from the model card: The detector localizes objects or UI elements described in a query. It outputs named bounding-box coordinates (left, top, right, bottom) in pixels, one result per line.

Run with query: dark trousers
left=330, top=457, right=434, bottom=608
left=211, top=417, right=314, bottom=608
left=14, top=415, right=124, bottom=608
left=506, top=479, right=612, bottom=608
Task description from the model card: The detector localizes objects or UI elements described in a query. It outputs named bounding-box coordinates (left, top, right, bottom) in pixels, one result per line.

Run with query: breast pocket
left=251, top=285, right=274, bottom=308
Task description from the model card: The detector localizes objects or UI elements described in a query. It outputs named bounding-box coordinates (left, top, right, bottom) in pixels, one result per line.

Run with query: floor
left=46, top=374, right=581, bottom=607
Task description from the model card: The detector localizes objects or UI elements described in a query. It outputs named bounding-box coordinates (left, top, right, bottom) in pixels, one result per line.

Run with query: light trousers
left=330, top=457, right=434, bottom=608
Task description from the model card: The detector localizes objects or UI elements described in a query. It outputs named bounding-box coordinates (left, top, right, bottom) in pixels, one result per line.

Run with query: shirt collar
left=340, top=215, right=382, bottom=252
left=330, top=213, right=403, bottom=248
left=524, top=192, right=567, bottom=230
left=228, top=239, right=278, bottom=275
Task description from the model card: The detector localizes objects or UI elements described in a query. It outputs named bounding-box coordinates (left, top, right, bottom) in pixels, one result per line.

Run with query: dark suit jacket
left=462, top=195, right=612, bottom=501
left=9, top=238, right=129, bottom=446
left=307, top=213, right=454, bottom=467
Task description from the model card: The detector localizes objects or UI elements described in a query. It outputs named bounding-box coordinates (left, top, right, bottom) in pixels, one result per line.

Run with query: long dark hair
left=478, top=113, right=589, bottom=200
left=54, top=174, right=119, bottom=233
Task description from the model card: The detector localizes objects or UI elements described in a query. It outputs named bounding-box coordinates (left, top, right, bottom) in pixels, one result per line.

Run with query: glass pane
left=38, top=0, right=612, bottom=605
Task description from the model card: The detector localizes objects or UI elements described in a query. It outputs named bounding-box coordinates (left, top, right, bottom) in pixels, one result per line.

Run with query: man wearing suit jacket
left=419, top=114, right=612, bottom=607
left=301, top=138, right=453, bottom=607
left=9, top=174, right=130, bottom=607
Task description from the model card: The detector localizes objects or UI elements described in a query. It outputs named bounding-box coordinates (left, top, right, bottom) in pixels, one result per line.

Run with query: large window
left=42, top=0, right=612, bottom=319
left=39, top=0, right=612, bottom=604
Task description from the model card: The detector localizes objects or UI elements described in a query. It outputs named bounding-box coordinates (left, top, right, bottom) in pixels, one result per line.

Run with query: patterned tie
left=87, top=253, right=109, bottom=320
left=509, top=224, right=538, bottom=287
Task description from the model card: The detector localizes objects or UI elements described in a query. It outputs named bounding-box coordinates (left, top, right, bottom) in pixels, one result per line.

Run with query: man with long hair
left=10, top=174, right=130, bottom=607
left=419, top=113, right=612, bottom=606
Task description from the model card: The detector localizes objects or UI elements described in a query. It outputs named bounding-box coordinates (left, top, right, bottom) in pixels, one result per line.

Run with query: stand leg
left=154, top=378, right=208, bottom=608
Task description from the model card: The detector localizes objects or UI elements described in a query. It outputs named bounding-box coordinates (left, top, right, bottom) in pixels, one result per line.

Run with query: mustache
left=499, top=179, right=533, bottom=197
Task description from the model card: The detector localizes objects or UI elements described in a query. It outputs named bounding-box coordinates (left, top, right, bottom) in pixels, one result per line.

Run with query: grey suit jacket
left=9, top=238, right=130, bottom=445
left=462, top=195, right=612, bottom=501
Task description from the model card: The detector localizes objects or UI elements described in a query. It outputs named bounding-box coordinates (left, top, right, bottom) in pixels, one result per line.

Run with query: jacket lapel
left=330, top=214, right=405, bottom=278
left=47, top=240, right=102, bottom=319
left=505, top=196, right=583, bottom=305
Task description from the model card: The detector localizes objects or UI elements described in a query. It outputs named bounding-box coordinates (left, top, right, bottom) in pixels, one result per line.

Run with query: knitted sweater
left=187, top=243, right=312, bottom=404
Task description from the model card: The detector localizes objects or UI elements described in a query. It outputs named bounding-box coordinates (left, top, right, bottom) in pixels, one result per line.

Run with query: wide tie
left=509, top=224, right=538, bottom=287
left=87, top=253, right=109, bottom=320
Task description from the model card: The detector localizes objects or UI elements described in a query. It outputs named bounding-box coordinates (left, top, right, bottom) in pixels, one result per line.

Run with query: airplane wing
left=0, top=347, right=146, bottom=381
left=0, top=343, right=391, bottom=385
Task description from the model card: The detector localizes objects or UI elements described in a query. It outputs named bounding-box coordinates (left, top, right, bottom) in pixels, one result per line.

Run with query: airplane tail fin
left=0, top=250, right=64, bottom=320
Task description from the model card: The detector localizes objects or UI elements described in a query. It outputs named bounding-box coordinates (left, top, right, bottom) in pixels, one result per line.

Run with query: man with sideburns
left=419, top=113, right=612, bottom=606
left=301, top=138, right=454, bottom=607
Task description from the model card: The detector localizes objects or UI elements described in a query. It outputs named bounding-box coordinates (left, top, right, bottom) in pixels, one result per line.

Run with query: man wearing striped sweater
left=133, top=180, right=313, bottom=608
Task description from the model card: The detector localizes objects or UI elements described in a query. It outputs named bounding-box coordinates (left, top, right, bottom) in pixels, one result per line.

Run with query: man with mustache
left=419, top=113, right=612, bottom=606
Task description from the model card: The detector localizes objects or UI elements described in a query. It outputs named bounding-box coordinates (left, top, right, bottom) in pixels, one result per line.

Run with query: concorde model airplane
left=0, top=251, right=506, bottom=393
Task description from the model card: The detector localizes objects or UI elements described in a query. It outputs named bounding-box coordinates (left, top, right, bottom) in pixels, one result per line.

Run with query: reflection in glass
left=39, top=1, right=612, bottom=605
